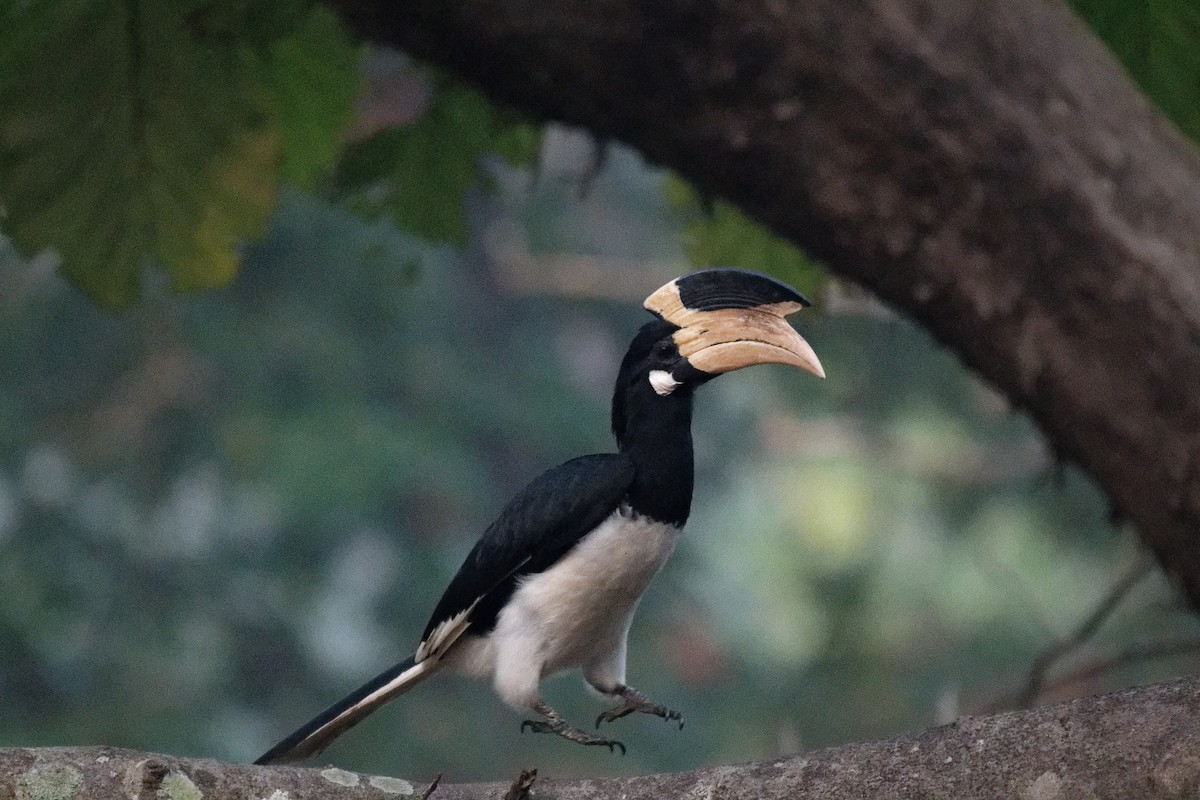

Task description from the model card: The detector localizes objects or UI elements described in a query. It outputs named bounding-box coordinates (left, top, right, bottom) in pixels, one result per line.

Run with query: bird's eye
left=652, top=339, right=674, bottom=359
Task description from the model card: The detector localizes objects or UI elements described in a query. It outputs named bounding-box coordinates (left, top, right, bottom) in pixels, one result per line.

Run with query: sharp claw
left=595, top=706, right=624, bottom=728
left=597, top=694, right=684, bottom=732
left=599, top=738, right=626, bottom=755
left=581, top=734, right=624, bottom=753
left=595, top=709, right=623, bottom=728
left=524, top=714, right=625, bottom=753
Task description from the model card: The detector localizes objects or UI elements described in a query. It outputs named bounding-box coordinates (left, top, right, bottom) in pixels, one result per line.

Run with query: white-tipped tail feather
left=415, top=599, right=478, bottom=663
left=255, top=656, right=440, bottom=764
left=257, top=597, right=486, bottom=764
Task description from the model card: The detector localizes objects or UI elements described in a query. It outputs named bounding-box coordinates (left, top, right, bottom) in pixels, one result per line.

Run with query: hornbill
left=256, top=267, right=825, bottom=763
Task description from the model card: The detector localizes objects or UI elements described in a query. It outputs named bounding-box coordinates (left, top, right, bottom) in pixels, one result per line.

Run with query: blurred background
left=3, top=16, right=1200, bottom=783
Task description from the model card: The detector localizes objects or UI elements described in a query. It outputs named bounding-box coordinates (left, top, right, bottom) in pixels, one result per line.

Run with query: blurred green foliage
left=665, top=176, right=826, bottom=300
left=1071, top=0, right=1200, bottom=143
left=339, top=75, right=542, bottom=247
left=0, top=0, right=359, bottom=308
left=0, top=2, right=546, bottom=307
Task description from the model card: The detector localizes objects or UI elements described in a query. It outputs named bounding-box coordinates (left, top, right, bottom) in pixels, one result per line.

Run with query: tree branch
left=4, top=678, right=1200, bottom=799
left=325, top=0, right=1200, bottom=607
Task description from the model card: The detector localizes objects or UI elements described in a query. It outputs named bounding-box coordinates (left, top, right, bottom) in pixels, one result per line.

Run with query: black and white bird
left=256, top=267, right=825, bottom=763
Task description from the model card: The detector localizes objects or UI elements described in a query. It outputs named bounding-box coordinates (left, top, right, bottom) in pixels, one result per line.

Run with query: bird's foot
left=522, top=701, right=626, bottom=754
left=595, top=685, right=683, bottom=729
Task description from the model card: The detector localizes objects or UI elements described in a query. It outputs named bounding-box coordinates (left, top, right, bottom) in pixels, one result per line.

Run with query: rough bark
left=324, top=0, right=1200, bottom=606
left=3, top=678, right=1199, bottom=799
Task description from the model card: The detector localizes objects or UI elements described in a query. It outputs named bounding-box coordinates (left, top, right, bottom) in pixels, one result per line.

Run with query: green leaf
left=339, top=77, right=542, bottom=247
left=489, top=115, right=543, bottom=168
left=665, top=175, right=825, bottom=296
left=1072, top=0, right=1200, bottom=143
left=255, top=6, right=360, bottom=188
left=0, top=0, right=279, bottom=308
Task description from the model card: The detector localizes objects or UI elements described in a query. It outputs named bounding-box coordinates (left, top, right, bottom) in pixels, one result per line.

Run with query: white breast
left=513, top=509, right=679, bottom=671
left=444, top=509, right=681, bottom=708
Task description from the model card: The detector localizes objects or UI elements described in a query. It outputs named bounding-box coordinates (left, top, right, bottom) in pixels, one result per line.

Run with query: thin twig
left=577, top=137, right=610, bottom=198
left=1012, top=555, right=1154, bottom=708
left=1037, top=638, right=1200, bottom=698
left=418, top=773, right=441, bottom=800
left=502, top=768, right=537, bottom=800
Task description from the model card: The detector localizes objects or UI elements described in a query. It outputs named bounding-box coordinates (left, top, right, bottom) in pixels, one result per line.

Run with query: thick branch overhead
left=328, top=0, right=1200, bottom=606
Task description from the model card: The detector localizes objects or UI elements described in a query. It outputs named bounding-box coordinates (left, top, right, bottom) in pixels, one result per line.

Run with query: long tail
left=255, top=655, right=440, bottom=765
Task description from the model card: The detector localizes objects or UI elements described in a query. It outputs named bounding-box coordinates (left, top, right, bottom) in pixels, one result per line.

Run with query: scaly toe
left=595, top=706, right=633, bottom=728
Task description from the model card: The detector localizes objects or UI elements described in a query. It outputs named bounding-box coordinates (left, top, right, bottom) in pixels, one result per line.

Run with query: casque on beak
left=644, top=268, right=825, bottom=379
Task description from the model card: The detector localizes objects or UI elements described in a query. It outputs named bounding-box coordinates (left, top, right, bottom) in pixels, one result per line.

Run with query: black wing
left=420, top=453, right=635, bottom=644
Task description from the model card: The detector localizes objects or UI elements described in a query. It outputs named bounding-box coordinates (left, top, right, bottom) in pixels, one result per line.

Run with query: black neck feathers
left=611, top=320, right=696, bottom=527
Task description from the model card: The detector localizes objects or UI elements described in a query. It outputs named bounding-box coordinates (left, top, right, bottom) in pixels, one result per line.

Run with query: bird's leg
left=595, top=684, right=683, bottom=729
left=521, top=700, right=626, bottom=754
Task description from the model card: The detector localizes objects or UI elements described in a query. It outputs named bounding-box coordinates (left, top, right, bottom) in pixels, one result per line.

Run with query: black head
left=611, top=318, right=706, bottom=447
left=607, top=268, right=825, bottom=525
left=612, top=268, right=825, bottom=445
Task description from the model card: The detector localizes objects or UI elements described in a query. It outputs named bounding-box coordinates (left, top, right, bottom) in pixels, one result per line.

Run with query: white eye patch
left=649, top=369, right=682, bottom=396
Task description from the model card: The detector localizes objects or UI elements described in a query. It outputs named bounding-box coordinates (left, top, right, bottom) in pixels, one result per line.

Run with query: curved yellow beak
left=644, top=271, right=825, bottom=379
